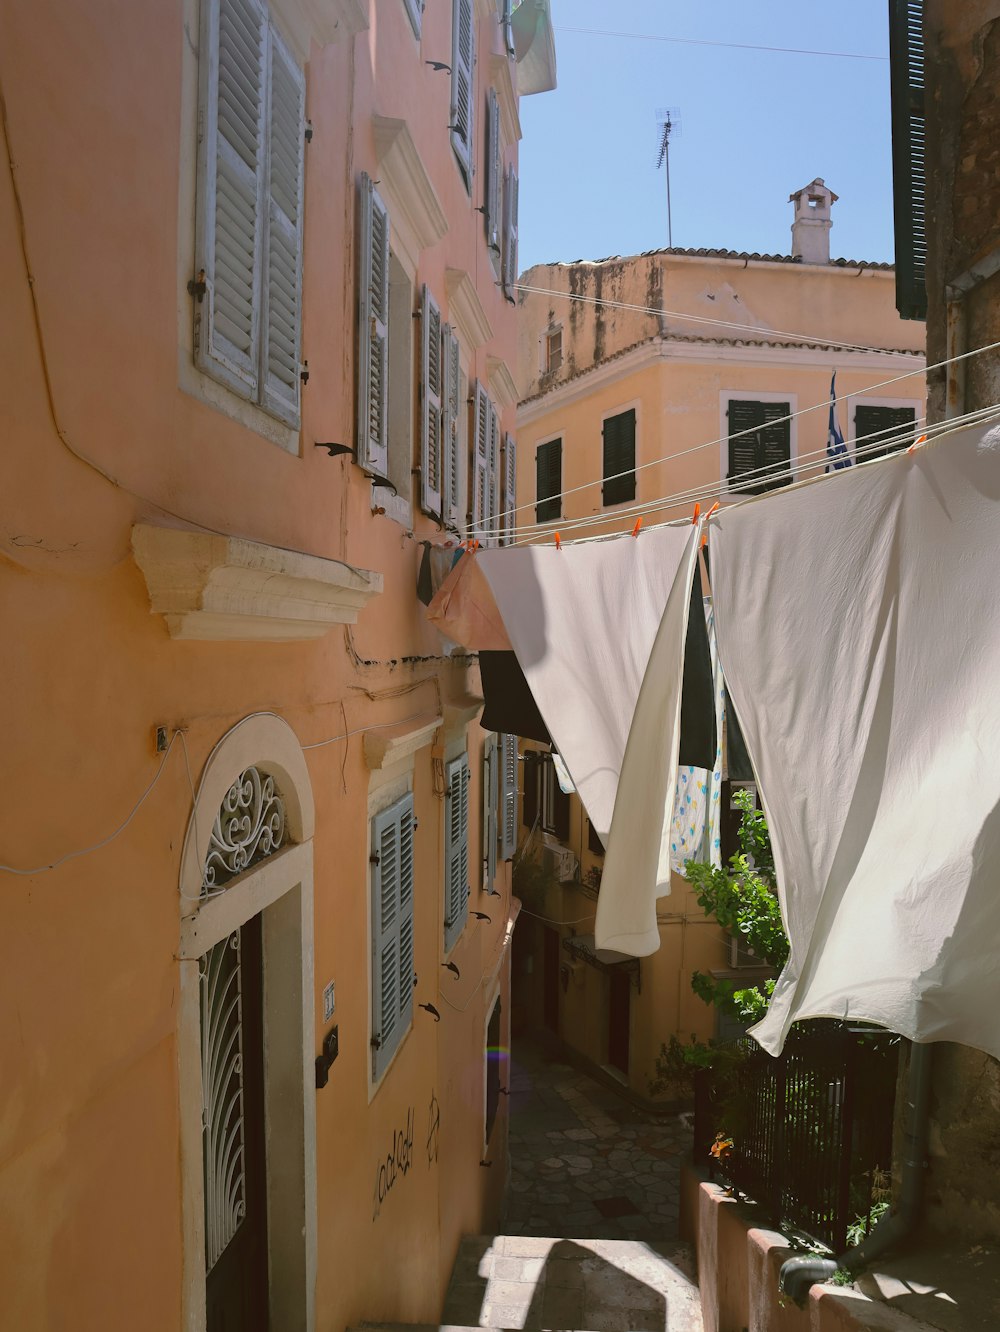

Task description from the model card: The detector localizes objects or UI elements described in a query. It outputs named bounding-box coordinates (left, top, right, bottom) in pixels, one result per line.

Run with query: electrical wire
left=511, top=281, right=922, bottom=359
left=484, top=338, right=1000, bottom=536
left=554, top=25, right=888, bottom=62
left=0, top=734, right=180, bottom=876
left=517, top=404, right=1000, bottom=548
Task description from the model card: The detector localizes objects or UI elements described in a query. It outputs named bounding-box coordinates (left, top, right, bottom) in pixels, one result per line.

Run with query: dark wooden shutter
left=854, top=404, right=917, bottom=460
left=727, top=400, right=790, bottom=493
left=485, top=996, right=502, bottom=1143
left=602, top=409, right=636, bottom=506
left=588, top=819, right=604, bottom=856
left=523, top=751, right=539, bottom=827
left=535, top=438, right=562, bottom=521
left=553, top=778, right=570, bottom=843
left=888, top=0, right=927, bottom=321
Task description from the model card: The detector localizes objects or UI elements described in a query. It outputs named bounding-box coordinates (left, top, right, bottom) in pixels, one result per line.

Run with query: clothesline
left=508, top=403, right=1000, bottom=547
left=481, top=337, right=1000, bottom=535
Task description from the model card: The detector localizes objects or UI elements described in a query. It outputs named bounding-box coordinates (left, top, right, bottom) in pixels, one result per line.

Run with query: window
left=602, top=408, right=636, bottom=506
left=726, top=398, right=791, bottom=493
left=482, top=735, right=499, bottom=891
left=402, top=0, right=422, bottom=37
left=502, top=165, right=519, bottom=302
left=357, top=172, right=390, bottom=476
left=501, top=433, right=517, bottom=546
left=544, top=327, right=562, bottom=374
left=484, top=88, right=502, bottom=263
left=386, top=251, right=415, bottom=500
left=450, top=0, right=475, bottom=189
left=441, top=340, right=464, bottom=528
left=499, top=733, right=519, bottom=860
left=853, top=403, right=917, bottom=461
left=471, top=382, right=502, bottom=545
left=444, top=754, right=470, bottom=953
left=535, top=438, right=562, bottom=522
left=371, top=793, right=415, bottom=1081
left=541, top=757, right=570, bottom=842
left=419, top=285, right=443, bottom=517
left=888, top=0, right=927, bottom=320
left=195, top=0, right=305, bottom=427
left=485, top=995, right=502, bottom=1145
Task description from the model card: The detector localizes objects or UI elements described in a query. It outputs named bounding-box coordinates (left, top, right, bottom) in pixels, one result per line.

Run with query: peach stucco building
left=510, top=182, right=926, bottom=1103
left=0, top=1, right=554, bottom=1329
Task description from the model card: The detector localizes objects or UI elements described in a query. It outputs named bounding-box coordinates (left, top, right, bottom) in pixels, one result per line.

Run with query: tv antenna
left=655, top=108, right=682, bottom=248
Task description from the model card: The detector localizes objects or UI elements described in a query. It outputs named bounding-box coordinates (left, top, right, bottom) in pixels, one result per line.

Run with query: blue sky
left=518, top=1, right=894, bottom=269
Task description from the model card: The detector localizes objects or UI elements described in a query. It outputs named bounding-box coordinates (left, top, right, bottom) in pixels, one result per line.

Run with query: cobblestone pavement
left=503, top=1037, right=693, bottom=1241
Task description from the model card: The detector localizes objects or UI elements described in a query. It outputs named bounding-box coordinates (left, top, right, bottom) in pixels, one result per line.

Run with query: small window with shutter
left=419, top=286, right=444, bottom=517
left=470, top=383, right=501, bottom=545
left=888, top=0, right=927, bottom=322
left=725, top=398, right=791, bottom=494
left=502, top=165, right=519, bottom=302
left=501, top=433, right=517, bottom=545
left=499, top=733, right=519, bottom=861
left=484, top=89, right=502, bottom=262
left=853, top=403, right=917, bottom=461
left=602, top=409, right=636, bottom=507
left=371, top=793, right=415, bottom=1082
left=482, top=735, right=499, bottom=892
left=444, top=754, right=471, bottom=953
left=357, top=173, right=391, bottom=477
left=535, top=438, right=561, bottom=522
left=195, top=0, right=305, bottom=429
left=450, top=0, right=475, bottom=190
left=441, top=327, right=463, bottom=528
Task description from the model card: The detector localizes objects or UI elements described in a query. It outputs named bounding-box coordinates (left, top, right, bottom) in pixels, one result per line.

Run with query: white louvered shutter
left=485, top=88, right=501, bottom=254
left=197, top=0, right=267, bottom=399
left=502, top=165, right=519, bottom=302
left=450, top=0, right=475, bottom=185
left=261, top=29, right=304, bottom=425
left=500, top=0, right=514, bottom=56
left=470, top=381, right=490, bottom=542
left=444, top=755, right=470, bottom=953
left=357, top=173, right=390, bottom=477
left=483, top=734, right=499, bottom=890
left=502, top=432, right=516, bottom=545
left=403, top=0, right=422, bottom=36
left=487, top=398, right=501, bottom=546
left=500, top=733, right=519, bottom=860
left=441, top=325, right=462, bottom=527
left=420, top=286, right=444, bottom=518
left=371, top=794, right=414, bottom=1080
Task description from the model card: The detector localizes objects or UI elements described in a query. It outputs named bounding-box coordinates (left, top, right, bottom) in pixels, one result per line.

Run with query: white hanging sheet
left=477, top=524, right=698, bottom=848
left=593, top=528, right=701, bottom=956
left=710, top=421, right=1000, bottom=1059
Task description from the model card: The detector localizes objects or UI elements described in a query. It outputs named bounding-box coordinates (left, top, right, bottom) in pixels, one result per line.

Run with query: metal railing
left=693, top=1023, right=899, bottom=1254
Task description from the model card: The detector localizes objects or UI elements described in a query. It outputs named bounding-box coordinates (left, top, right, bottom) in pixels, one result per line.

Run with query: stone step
left=441, top=1234, right=704, bottom=1332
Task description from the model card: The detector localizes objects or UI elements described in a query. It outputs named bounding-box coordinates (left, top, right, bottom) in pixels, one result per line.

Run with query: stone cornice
left=132, top=524, right=383, bottom=641
left=271, top=0, right=368, bottom=53
left=445, top=267, right=495, bottom=350
left=373, top=116, right=449, bottom=268
left=487, top=354, right=518, bottom=409
left=364, top=714, right=443, bottom=770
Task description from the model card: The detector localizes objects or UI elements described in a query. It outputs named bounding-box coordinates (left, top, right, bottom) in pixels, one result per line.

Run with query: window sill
left=179, top=357, right=300, bottom=454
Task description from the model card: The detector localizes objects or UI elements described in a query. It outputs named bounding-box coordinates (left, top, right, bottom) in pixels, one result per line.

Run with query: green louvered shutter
left=371, top=794, right=414, bottom=1080
left=444, top=755, right=470, bottom=953
left=535, top=438, right=561, bottom=522
left=602, top=409, right=636, bottom=506
left=889, top=0, right=927, bottom=321
left=727, top=400, right=790, bottom=493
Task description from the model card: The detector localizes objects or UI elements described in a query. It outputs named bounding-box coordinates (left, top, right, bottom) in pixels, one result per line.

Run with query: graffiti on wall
left=426, top=1091, right=440, bottom=1165
left=372, top=1106, right=415, bottom=1222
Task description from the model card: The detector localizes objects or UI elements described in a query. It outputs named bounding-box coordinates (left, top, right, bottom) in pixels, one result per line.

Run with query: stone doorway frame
left=177, top=713, right=317, bottom=1331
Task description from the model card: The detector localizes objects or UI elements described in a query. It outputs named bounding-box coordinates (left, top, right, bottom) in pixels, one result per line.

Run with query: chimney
left=789, top=178, right=838, bottom=264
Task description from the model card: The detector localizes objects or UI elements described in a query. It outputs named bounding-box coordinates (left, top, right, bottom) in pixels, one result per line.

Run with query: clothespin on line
left=907, top=434, right=928, bottom=454
left=554, top=531, right=562, bottom=550
left=632, top=517, right=643, bottom=538
left=465, top=538, right=480, bottom=553
left=702, top=502, right=719, bottom=548
left=691, top=503, right=701, bottom=525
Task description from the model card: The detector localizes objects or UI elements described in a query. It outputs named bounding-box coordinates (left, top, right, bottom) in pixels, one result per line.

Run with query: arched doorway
left=177, top=715, right=317, bottom=1332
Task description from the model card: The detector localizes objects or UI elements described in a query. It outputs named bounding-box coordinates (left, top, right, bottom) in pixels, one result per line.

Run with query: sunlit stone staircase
left=352, top=1231, right=704, bottom=1332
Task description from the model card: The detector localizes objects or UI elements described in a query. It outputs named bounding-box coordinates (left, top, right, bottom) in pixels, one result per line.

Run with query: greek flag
left=827, top=371, right=852, bottom=470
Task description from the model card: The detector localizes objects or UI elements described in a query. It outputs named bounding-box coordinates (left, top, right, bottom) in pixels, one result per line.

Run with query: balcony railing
left=693, top=1023, right=899, bottom=1254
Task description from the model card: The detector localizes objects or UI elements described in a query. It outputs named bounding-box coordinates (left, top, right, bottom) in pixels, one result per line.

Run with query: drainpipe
left=779, top=1041, right=932, bottom=1304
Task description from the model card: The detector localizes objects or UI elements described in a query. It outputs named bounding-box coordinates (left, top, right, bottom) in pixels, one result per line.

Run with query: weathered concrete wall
left=922, top=0, right=1000, bottom=1247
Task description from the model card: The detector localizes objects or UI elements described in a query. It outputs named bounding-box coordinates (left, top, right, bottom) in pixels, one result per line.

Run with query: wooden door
left=202, top=913, right=269, bottom=1332
left=608, top=971, right=630, bottom=1076
left=543, top=926, right=560, bottom=1032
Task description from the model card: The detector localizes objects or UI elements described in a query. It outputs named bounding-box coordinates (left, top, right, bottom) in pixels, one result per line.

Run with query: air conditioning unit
left=541, top=842, right=577, bottom=883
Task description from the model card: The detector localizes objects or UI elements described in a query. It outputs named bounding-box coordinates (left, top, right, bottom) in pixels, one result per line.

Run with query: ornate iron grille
left=203, top=766, right=286, bottom=894
left=200, top=931, right=247, bottom=1271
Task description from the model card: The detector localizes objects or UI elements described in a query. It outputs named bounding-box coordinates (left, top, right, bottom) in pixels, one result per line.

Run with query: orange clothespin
left=691, top=502, right=701, bottom=526
left=554, top=531, right=562, bottom=550
left=907, top=433, right=927, bottom=455
left=632, top=516, right=643, bottom=538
